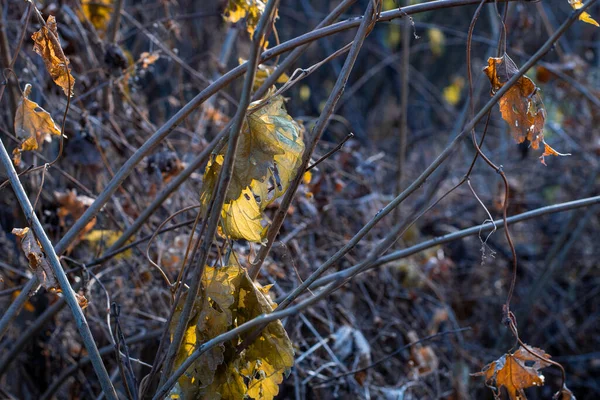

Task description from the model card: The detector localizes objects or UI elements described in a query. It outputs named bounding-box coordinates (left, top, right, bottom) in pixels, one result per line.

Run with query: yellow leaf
left=428, top=27, right=445, bottom=57
left=32, top=15, right=75, bottom=96
left=569, top=0, right=600, bottom=27
left=81, top=0, right=113, bottom=32
left=243, top=360, right=283, bottom=400
left=224, top=0, right=266, bottom=38
left=299, top=84, right=311, bottom=102
left=12, top=84, right=61, bottom=165
left=170, top=262, right=294, bottom=400
left=200, top=96, right=304, bottom=242
left=442, top=77, right=464, bottom=106
left=302, top=170, right=312, bottom=185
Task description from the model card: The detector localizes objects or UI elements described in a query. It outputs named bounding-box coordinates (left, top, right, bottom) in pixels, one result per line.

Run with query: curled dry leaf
left=32, top=15, right=75, bottom=96
left=484, top=54, right=569, bottom=164
left=569, top=0, right=599, bottom=27
left=473, top=345, right=551, bottom=400
left=12, top=84, right=62, bottom=165
left=12, top=227, right=60, bottom=292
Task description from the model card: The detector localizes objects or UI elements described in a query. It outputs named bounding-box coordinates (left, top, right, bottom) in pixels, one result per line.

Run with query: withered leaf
left=484, top=54, right=569, bottom=164
left=200, top=95, right=304, bottom=242
left=169, top=261, right=293, bottom=400
left=474, top=345, right=551, bottom=400
left=12, top=84, right=62, bottom=165
left=32, top=15, right=75, bottom=96
left=12, top=227, right=60, bottom=292
left=139, top=51, right=160, bottom=69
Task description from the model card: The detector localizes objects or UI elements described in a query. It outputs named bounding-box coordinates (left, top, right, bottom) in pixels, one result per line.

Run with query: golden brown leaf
left=474, top=345, right=551, bottom=400
left=12, top=227, right=60, bottom=292
left=32, top=15, right=75, bottom=96
left=12, top=84, right=62, bottom=165
left=569, top=0, right=600, bottom=27
left=484, top=54, right=569, bottom=164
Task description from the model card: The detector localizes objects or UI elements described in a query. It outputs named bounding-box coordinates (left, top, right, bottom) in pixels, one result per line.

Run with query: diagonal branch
left=0, top=140, right=118, bottom=399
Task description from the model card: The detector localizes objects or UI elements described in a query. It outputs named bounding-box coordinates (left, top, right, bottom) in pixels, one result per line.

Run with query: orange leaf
left=474, top=345, right=551, bottom=400
left=484, top=54, right=545, bottom=149
left=32, top=15, right=75, bottom=96
left=540, top=142, right=570, bottom=166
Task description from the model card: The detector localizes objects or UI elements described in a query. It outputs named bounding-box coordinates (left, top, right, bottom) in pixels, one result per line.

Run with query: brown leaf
left=12, top=84, right=62, bottom=165
left=484, top=54, right=569, bottom=164
left=12, top=227, right=60, bottom=292
left=474, top=345, right=551, bottom=400
left=55, top=190, right=97, bottom=251
left=32, top=15, right=75, bottom=96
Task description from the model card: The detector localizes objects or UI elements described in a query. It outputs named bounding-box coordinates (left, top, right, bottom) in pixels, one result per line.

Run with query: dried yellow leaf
left=170, top=262, right=294, bottom=400
left=12, top=84, right=61, bottom=165
left=569, top=0, right=600, bottom=27
left=32, top=15, right=75, bottom=96
left=84, top=230, right=132, bottom=259
left=224, top=0, right=266, bottom=38
left=201, top=96, right=304, bottom=242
